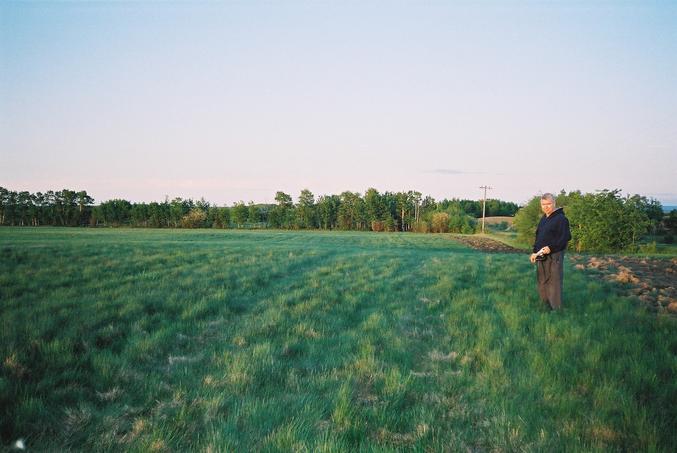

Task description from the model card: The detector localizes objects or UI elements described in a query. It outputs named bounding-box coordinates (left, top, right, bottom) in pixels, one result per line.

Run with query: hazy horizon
left=2, top=1, right=676, bottom=206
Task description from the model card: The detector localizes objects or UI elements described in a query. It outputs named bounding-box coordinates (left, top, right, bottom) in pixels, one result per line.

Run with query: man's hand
left=531, top=246, right=551, bottom=263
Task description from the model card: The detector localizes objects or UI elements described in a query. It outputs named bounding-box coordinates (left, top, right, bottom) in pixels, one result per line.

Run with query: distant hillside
left=481, top=216, right=514, bottom=225
left=663, top=205, right=677, bottom=213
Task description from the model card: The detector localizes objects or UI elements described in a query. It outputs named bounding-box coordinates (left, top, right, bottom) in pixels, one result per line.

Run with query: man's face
left=540, top=199, right=555, bottom=216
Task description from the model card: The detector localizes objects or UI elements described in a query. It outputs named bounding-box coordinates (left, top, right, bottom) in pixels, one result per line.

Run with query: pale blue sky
left=2, top=1, right=676, bottom=205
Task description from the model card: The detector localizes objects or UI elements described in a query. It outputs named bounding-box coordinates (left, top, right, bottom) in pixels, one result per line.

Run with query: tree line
left=513, top=189, right=673, bottom=252
left=0, top=188, right=94, bottom=227
left=0, top=186, right=518, bottom=233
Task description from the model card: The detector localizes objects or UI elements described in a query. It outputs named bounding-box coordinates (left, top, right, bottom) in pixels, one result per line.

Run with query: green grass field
left=1, top=228, right=676, bottom=451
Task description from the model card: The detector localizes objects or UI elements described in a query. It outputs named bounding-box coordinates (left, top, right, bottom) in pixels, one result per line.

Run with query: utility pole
left=479, top=185, right=493, bottom=234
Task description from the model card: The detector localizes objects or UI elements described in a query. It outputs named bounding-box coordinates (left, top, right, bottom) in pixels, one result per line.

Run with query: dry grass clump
left=613, top=266, right=640, bottom=284
left=168, top=354, right=201, bottom=366
left=3, top=353, right=28, bottom=378
left=428, top=350, right=459, bottom=362
left=96, top=387, right=123, bottom=402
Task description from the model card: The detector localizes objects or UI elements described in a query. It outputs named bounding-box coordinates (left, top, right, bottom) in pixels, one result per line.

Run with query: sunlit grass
left=1, top=228, right=675, bottom=451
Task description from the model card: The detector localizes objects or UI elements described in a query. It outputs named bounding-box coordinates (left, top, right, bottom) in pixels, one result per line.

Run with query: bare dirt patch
left=569, top=255, right=677, bottom=313
left=451, top=235, right=523, bottom=253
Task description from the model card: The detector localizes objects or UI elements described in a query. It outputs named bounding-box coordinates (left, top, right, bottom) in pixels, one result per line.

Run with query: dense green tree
left=15, top=191, right=32, bottom=226
left=317, top=195, right=339, bottom=229
left=663, top=210, right=677, bottom=243
left=31, top=192, right=44, bottom=226
left=338, top=191, right=366, bottom=230
left=665, top=210, right=677, bottom=234
left=410, top=190, right=422, bottom=225
left=565, top=190, right=644, bottom=252
left=637, top=197, right=663, bottom=235
left=146, top=201, right=169, bottom=227
left=513, top=196, right=543, bottom=246
left=169, top=198, right=192, bottom=228
left=131, top=203, right=149, bottom=227
left=381, top=192, right=399, bottom=227
left=258, top=204, right=272, bottom=226
left=296, top=189, right=316, bottom=229
left=58, top=190, right=80, bottom=226
left=52, top=190, right=67, bottom=225
left=515, top=190, right=652, bottom=252
left=436, top=198, right=518, bottom=218
left=247, top=202, right=261, bottom=225
left=395, top=192, right=411, bottom=231
left=270, top=191, right=294, bottom=229
left=420, top=195, right=437, bottom=220
left=443, top=205, right=476, bottom=233
left=482, top=199, right=519, bottom=217
left=460, top=199, right=481, bottom=217
left=619, top=194, right=654, bottom=246
left=232, top=202, right=248, bottom=228
left=196, top=197, right=210, bottom=212
left=208, top=206, right=230, bottom=228
left=76, top=191, right=94, bottom=225
left=93, top=199, right=132, bottom=226
left=0, top=187, right=8, bottom=225
left=44, top=191, right=57, bottom=225
left=364, top=188, right=388, bottom=230
left=6, top=190, right=18, bottom=225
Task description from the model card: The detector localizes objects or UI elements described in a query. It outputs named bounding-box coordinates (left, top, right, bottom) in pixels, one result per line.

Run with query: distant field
left=1, top=228, right=676, bottom=451
left=480, top=216, right=514, bottom=226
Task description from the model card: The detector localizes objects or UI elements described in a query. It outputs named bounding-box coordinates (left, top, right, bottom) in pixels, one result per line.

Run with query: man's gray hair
left=541, top=193, right=556, bottom=204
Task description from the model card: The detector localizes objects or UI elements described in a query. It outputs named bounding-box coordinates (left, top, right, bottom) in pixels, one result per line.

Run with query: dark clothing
left=533, top=208, right=572, bottom=254
left=533, top=208, right=571, bottom=310
left=537, top=251, right=565, bottom=309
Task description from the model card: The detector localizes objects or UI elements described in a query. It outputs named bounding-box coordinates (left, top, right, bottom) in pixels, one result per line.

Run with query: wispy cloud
left=426, top=169, right=485, bottom=175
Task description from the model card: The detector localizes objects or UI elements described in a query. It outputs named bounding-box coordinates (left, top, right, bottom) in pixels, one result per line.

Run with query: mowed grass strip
left=0, top=228, right=675, bottom=451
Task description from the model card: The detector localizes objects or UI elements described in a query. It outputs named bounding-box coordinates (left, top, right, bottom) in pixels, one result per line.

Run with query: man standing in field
left=530, top=193, right=572, bottom=310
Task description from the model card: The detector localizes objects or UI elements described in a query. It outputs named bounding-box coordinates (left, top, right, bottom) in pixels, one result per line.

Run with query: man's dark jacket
left=533, top=207, right=572, bottom=253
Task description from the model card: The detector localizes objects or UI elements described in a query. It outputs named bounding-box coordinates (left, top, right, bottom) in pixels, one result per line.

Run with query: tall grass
left=1, top=228, right=675, bottom=451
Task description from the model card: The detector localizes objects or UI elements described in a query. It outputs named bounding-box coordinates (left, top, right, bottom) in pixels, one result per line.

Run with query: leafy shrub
left=514, top=189, right=655, bottom=253
left=638, top=241, right=657, bottom=254
left=567, top=190, right=650, bottom=252
left=412, top=221, right=431, bottom=233
left=513, top=196, right=542, bottom=246
left=487, top=221, right=510, bottom=232
left=181, top=208, right=207, bottom=228
left=449, top=212, right=476, bottom=234
left=431, top=212, right=449, bottom=233
left=371, top=220, right=385, bottom=232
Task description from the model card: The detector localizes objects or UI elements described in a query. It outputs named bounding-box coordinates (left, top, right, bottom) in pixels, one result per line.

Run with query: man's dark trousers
left=536, top=251, right=564, bottom=309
